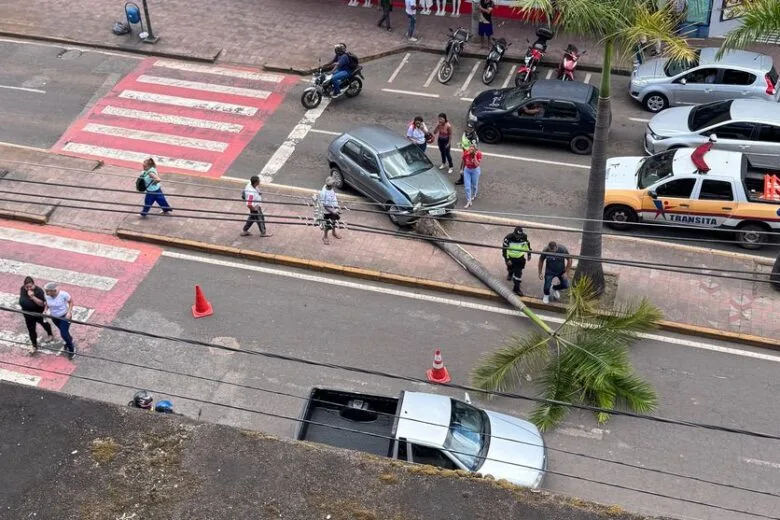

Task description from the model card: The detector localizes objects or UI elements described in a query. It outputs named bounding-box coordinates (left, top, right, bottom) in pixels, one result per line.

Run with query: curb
left=0, top=30, right=222, bottom=63
left=0, top=210, right=48, bottom=225
left=115, top=229, right=780, bottom=351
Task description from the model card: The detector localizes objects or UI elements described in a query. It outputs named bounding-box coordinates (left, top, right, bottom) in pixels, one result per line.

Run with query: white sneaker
left=543, top=295, right=550, bottom=304
left=552, top=289, right=561, bottom=300
left=409, top=37, right=419, bottom=42
left=448, top=167, right=453, bottom=174
left=439, top=164, right=446, bottom=169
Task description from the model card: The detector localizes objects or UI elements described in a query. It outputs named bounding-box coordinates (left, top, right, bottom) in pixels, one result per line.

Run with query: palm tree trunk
left=417, top=219, right=555, bottom=334
left=574, top=36, right=613, bottom=295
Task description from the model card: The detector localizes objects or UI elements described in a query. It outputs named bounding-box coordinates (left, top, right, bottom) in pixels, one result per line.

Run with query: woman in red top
left=432, top=113, right=454, bottom=174
left=462, top=143, right=482, bottom=208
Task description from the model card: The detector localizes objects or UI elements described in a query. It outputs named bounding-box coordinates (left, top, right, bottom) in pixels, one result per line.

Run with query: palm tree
left=472, top=278, right=663, bottom=431
left=718, top=0, right=780, bottom=58
left=513, top=0, right=693, bottom=295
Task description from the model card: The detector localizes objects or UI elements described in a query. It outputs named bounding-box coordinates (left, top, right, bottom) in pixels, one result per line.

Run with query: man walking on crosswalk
left=43, top=282, right=76, bottom=360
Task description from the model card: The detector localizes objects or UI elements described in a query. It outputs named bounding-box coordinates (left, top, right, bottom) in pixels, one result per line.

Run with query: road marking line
left=629, top=117, right=651, bottom=123
left=0, top=84, right=46, bottom=94
left=545, top=69, right=553, bottom=79
left=309, top=128, right=341, bottom=136
left=501, top=65, right=517, bottom=88
left=0, top=367, right=41, bottom=386
left=82, top=123, right=230, bottom=152
left=460, top=97, right=474, bottom=102
left=0, top=228, right=140, bottom=262
left=480, top=150, right=589, bottom=169
left=118, top=90, right=258, bottom=117
left=742, top=458, right=780, bottom=470
left=556, top=427, right=605, bottom=440
left=0, top=293, right=94, bottom=322
left=0, top=259, right=118, bottom=291
left=161, top=251, right=780, bottom=362
left=424, top=58, right=445, bottom=87
left=61, top=143, right=212, bottom=173
left=455, top=62, right=480, bottom=97
left=101, top=106, right=244, bottom=133
left=584, top=73, right=592, bottom=84
left=137, top=75, right=272, bottom=99
left=152, top=60, right=284, bottom=82
left=259, top=99, right=330, bottom=184
left=381, top=88, right=440, bottom=98
left=388, top=53, right=411, bottom=83
left=0, top=37, right=144, bottom=59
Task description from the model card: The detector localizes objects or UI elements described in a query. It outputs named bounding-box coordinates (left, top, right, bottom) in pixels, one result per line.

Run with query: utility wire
left=5, top=335, right=778, bottom=501
left=0, top=358, right=776, bottom=520
left=2, top=306, right=780, bottom=443
left=0, top=194, right=774, bottom=285
left=3, top=173, right=780, bottom=239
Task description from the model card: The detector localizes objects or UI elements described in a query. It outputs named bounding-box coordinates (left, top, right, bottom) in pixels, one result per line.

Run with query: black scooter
left=481, top=37, right=510, bottom=85
left=437, top=27, right=470, bottom=84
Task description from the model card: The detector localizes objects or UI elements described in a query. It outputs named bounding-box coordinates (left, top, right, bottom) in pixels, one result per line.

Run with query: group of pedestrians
left=18, top=277, right=76, bottom=359
left=406, top=115, right=483, bottom=208
left=501, top=227, right=571, bottom=302
left=397, top=0, right=495, bottom=43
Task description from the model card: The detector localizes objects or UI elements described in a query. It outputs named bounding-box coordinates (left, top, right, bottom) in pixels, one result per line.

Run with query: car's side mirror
left=464, top=392, right=472, bottom=405
left=368, top=173, right=380, bottom=180
left=679, top=78, right=687, bottom=85
left=648, top=189, right=658, bottom=199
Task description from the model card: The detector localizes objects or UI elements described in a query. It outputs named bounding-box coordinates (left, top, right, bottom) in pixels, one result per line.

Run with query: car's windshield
left=588, top=88, right=599, bottom=111
left=688, top=100, right=733, bottom=131
left=638, top=150, right=676, bottom=188
left=381, top=145, right=433, bottom=179
left=443, top=399, right=490, bottom=471
left=664, top=49, right=701, bottom=77
left=504, top=86, right=531, bottom=108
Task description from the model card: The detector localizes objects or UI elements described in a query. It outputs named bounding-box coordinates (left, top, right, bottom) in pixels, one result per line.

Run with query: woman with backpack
left=138, top=158, right=173, bottom=217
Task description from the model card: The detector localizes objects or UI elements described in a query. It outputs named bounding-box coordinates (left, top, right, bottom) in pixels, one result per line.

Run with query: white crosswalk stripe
left=100, top=106, right=244, bottom=133
left=82, top=123, right=230, bottom=152
left=0, top=259, right=118, bottom=291
left=136, top=75, right=272, bottom=99
left=118, top=90, right=258, bottom=116
left=0, top=227, right=141, bottom=262
left=153, top=59, right=285, bottom=83
left=0, top=367, right=41, bottom=386
left=0, top=330, right=65, bottom=357
left=61, top=143, right=213, bottom=173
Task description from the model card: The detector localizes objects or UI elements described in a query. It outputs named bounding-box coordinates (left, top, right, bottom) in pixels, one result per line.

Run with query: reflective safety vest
left=506, top=240, right=530, bottom=259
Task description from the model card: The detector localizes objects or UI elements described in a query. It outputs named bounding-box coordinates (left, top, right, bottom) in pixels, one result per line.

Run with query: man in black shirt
left=478, top=0, right=494, bottom=46
left=18, top=276, right=54, bottom=353
left=538, top=241, right=572, bottom=304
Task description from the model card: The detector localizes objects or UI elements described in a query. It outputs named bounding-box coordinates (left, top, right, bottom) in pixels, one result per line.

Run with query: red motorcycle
left=557, top=44, right=585, bottom=81
left=515, top=26, right=554, bottom=87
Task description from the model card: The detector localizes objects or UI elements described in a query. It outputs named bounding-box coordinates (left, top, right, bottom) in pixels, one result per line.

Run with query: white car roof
left=395, top=392, right=450, bottom=447
left=671, top=147, right=743, bottom=179
left=729, top=99, right=780, bottom=124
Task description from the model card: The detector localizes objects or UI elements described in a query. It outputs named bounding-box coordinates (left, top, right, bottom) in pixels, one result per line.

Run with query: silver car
left=644, top=99, right=780, bottom=169
left=629, top=47, right=780, bottom=112
left=327, top=125, right=457, bottom=225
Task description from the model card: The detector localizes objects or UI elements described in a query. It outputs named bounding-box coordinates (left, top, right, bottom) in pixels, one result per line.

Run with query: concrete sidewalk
left=0, top=146, right=777, bottom=345
left=1, top=0, right=779, bottom=74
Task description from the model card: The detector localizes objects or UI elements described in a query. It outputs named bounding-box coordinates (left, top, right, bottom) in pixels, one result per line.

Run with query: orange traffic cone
left=426, top=349, right=451, bottom=384
left=192, top=285, right=213, bottom=318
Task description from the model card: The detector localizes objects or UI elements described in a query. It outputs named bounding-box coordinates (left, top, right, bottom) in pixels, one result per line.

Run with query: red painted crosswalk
left=0, top=222, right=160, bottom=390
left=53, top=58, right=298, bottom=178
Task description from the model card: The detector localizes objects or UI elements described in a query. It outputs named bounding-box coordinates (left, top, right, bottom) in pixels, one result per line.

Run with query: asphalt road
left=62, top=249, right=780, bottom=520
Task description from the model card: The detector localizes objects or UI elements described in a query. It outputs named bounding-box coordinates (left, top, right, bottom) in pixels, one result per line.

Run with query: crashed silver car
left=327, top=124, right=457, bottom=225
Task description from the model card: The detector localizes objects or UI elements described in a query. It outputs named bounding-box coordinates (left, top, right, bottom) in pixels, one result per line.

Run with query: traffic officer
left=502, top=226, right=531, bottom=296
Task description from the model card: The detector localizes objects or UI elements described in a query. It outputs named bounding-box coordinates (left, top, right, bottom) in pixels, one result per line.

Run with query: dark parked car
left=467, top=80, right=600, bottom=154
left=327, top=125, right=457, bottom=225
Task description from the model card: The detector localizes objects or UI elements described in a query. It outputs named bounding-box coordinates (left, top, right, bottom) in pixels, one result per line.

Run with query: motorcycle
left=481, top=37, right=511, bottom=85
left=515, top=26, right=554, bottom=87
left=437, top=27, right=470, bottom=84
left=300, top=60, right=364, bottom=110
left=557, top=44, right=585, bottom=81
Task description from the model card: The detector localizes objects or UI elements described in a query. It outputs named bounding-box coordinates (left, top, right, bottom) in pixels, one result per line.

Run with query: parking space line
left=501, top=65, right=517, bottom=88
left=584, top=73, right=592, bottom=84
left=310, top=128, right=341, bottom=136
left=381, top=88, right=440, bottom=98
left=629, top=117, right=651, bottom=123
left=424, top=57, right=445, bottom=88
left=545, top=69, right=553, bottom=79
left=0, top=84, right=46, bottom=94
left=481, top=150, right=590, bottom=169
left=455, top=62, right=480, bottom=97
left=460, top=97, right=474, bottom=102
left=387, top=53, right=411, bottom=83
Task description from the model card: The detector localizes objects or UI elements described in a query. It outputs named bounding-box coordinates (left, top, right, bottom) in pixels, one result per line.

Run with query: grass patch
left=90, top=437, right=120, bottom=464
left=378, top=473, right=399, bottom=484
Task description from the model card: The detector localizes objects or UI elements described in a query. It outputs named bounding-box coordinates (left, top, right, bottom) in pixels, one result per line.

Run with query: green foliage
left=471, top=277, right=661, bottom=431
left=718, top=0, right=780, bottom=58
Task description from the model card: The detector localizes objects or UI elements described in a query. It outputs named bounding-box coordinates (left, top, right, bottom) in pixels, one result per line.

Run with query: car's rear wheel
left=570, top=135, right=593, bottom=155
left=478, top=125, right=502, bottom=144
left=643, top=93, right=668, bottom=113
left=604, top=205, right=638, bottom=230
left=329, top=167, right=345, bottom=189
left=736, top=223, right=768, bottom=249
left=345, top=78, right=363, bottom=98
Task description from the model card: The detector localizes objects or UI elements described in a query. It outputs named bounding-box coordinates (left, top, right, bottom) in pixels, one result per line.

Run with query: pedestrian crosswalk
left=53, top=58, right=298, bottom=177
left=0, top=222, right=160, bottom=390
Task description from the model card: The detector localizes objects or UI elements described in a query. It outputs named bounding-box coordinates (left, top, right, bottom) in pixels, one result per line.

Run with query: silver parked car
left=644, top=99, right=780, bottom=169
left=629, top=47, right=780, bottom=112
left=327, top=125, right=457, bottom=225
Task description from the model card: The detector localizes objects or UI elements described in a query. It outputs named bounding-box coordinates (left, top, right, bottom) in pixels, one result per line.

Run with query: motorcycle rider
left=502, top=226, right=532, bottom=296
left=456, top=122, right=479, bottom=185
left=329, top=43, right=354, bottom=98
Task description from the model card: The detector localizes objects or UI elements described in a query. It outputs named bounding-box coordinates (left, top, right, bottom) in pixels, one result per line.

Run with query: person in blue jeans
left=329, top=43, right=352, bottom=97
left=43, top=282, right=76, bottom=360
left=538, top=241, right=572, bottom=304
left=139, top=157, right=173, bottom=217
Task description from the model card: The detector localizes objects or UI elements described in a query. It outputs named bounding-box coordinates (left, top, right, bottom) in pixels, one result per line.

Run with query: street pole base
left=142, top=35, right=159, bottom=44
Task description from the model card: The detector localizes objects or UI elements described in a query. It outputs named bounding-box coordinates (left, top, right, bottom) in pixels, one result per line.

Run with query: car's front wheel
left=604, top=205, right=638, bottom=230
left=386, top=203, right=412, bottom=227
left=478, top=125, right=502, bottom=144
left=643, top=92, right=668, bottom=113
